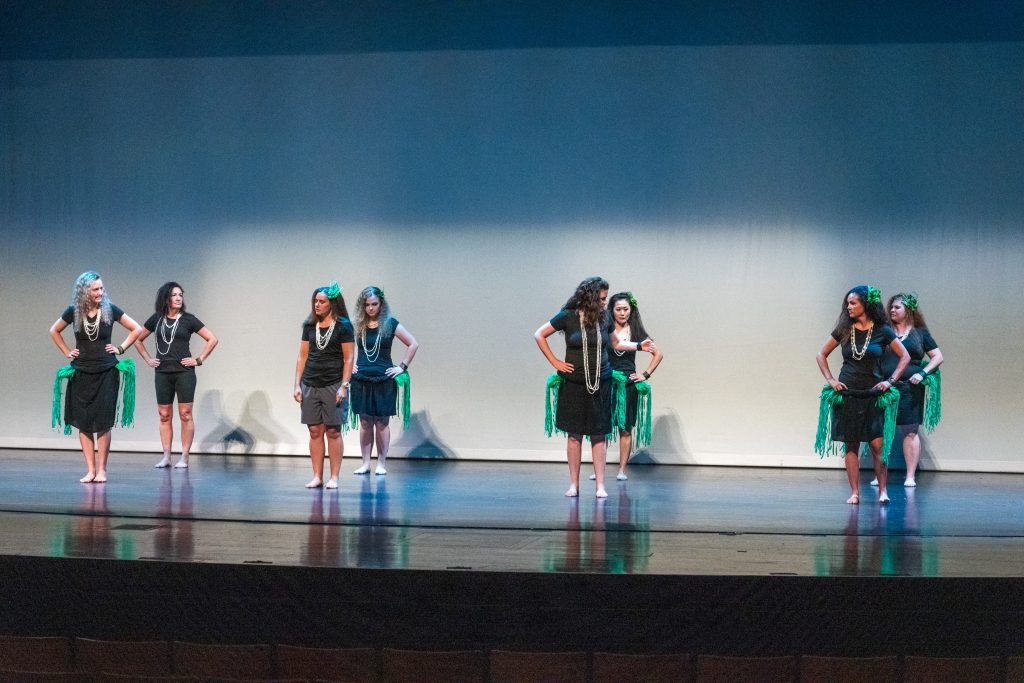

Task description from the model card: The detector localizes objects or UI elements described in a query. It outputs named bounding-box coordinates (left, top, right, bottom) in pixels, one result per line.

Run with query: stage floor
left=2, top=449, right=1024, bottom=578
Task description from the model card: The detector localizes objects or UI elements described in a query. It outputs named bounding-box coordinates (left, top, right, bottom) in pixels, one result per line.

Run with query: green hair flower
left=324, top=280, right=342, bottom=299
left=377, top=287, right=385, bottom=299
left=900, top=292, right=919, bottom=311
left=865, top=286, right=881, bottom=306
left=627, top=292, right=638, bottom=308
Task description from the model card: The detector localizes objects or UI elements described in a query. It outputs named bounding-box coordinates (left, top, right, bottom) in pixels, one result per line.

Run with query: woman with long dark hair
left=134, top=282, right=218, bottom=469
left=349, top=286, right=419, bottom=476
left=816, top=285, right=909, bottom=505
left=535, top=277, right=652, bottom=498
left=50, top=271, right=142, bottom=483
left=293, top=281, right=354, bottom=489
left=878, top=292, right=943, bottom=488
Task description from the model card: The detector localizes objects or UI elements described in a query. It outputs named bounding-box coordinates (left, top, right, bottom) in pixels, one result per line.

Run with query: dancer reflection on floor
left=350, top=286, right=419, bottom=476
left=293, top=281, right=354, bottom=489
left=535, top=277, right=652, bottom=498
left=134, top=282, right=218, bottom=469
left=816, top=285, right=909, bottom=505
left=50, top=271, right=142, bottom=483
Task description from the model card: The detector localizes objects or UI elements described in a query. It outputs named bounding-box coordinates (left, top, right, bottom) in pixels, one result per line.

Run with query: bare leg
left=324, top=426, right=342, bottom=487
left=306, top=424, right=325, bottom=487
left=565, top=435, right=582, bottom=496
left=375, top=417, right=390, bottom=474
left=843, top=441, right=859, bottom=504
left=94, top=430, right=111, bottom=482
left=79, top=431, right=97, bottom=482
left=354, top=416, right=373, bottom=474
left=155, top=404, right=173, bottom=467
left=176, top=402, right=194, bottom=468
left=617, top=429, right=632, bottom=479
left=870, top=437, right=889, bottom=504
left=903, top=427, right=920, bottom=485
left=592, top=436, right=608, bottom=498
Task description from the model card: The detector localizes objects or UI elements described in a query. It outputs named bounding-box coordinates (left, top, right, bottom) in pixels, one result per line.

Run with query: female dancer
left=49, top=271, right=142, bottom=483
left=535, top=277, right=653, bottom=498
left=879, top=293, right=943, bottom=487
left=350, top=286, right=419, bottom=476
left=293, top=281, right=354, bottom=489
left=134, top=282, right=218, bottom=469
left=606, top=292, right=663, bottom=480
left=816, top=285, right=909, bottom=504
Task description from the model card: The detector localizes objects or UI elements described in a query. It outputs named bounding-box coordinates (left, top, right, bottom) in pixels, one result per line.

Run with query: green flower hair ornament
left=377, top=287, right=385, bottom=299
left=627, top=292, right=638, bottom=308
left=324, top=280, right=342, bottom=300
left=900, top=292, right=919, bottom=311
left=865, top=286, right=881, bottom=306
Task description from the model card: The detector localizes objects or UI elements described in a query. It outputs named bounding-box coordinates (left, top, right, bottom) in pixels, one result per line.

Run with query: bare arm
left=294, top=341, right=310, bottom=402
left=816, top=337, right=846, bottom=391
left=875, top=338, right=910, bottom=391
left=534, top=323, right=573, bottom=373
left=49, top=318, right=78, bottom=359
left=338, top=341, right=354, bottom=403
left=109, top=314, right=143, bottom=356
left=181, top=326, right=218, bottom=368
left=385, top=324, right=419, bottom=377
left=133, top=328, right=160, bottom=367
left=632, top=343, right=664, bottom=382
left=910, top=348, right=943, bottom=384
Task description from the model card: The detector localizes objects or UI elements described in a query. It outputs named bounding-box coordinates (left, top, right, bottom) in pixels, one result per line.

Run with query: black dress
left=60, top=305, right=125, bottom=433
left=881, top=327, right=938, bottom=427
left=831, top=323, right=897, bottom=443
left=609, top=331, right=639, bottom=431
left=351, top=319, right=400, bottom=418
left=550, top=308, right=612, bottom=437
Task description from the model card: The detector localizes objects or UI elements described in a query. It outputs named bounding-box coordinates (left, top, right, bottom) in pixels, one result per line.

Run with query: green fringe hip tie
left=814, top=385, right=844, bottom=457
left=115, top=358, right=136, bottom=429
left=875, top=386, right=900, bottom=465
left=920, top=369, right=942, bottom=433
left=544, top=373, right=564, bottom=437
left=634, top=380, right=653, bottom=449
left=611, top=371, right=628, bottom=431
left=394, top=370, right=411, bottom=429
left=51, top=365, right=76, bottom=435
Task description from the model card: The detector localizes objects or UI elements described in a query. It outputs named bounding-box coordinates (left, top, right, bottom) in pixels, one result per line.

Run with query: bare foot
left=595, top=487, right=608, bottom=498
left=616, top=472, right=628, bottom=481
left=154, top=457, right=171, bottom=468
left=174, top=457, right=189, bottom=468
left=846, top=493, right=860, bottom=505
left=375, top=466, right=387, bottom=476
left=305, top=476, right=323, bottom=488
left=325, top=478, right=338, bottom=489
left=94, top=471, right=107, bottom=483
left=564, top=485, right=578, bottom=498
left=80, top=473, right=96, bottom=484
left=353, top=465, right=370, bottom=475
left=904, top=478, right=916, bottom=487
left=879, top=491, right=890, bottom=505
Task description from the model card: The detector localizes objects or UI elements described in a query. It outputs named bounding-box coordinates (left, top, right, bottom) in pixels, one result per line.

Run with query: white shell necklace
left=361, top=320, right=385, bottom=363
left=83, top=312, right=101, bottom=342
left=612, top=325, right=630, bottom=357
left=315, top=317, right=336, bottom=351
left=850, top=323, right=873, bottom=361
left=895, top=324, right=913, bottom=342
left=156, top=314, right=182, bottom=356
left=580, top=311, right=602, bottom=394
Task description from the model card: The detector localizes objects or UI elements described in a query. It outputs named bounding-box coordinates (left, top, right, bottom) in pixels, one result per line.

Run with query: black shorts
left=155, top=371, right=197, bottom=404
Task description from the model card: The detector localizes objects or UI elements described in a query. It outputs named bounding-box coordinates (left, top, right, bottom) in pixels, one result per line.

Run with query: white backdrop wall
left=2, top=42, right=1022, bottom=470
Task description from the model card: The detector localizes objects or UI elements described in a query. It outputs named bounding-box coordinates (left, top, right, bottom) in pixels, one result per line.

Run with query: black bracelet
left=643, top=371, right=651, bottom=380
left=195, top=357, right=203, bottom=366
left=116, top=345, right=124, bottom=355
left=400, top=362, right=408, bottom=371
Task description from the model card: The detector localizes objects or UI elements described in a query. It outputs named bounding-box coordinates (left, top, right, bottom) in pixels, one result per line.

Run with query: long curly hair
left=353, top=286, right=392, bottom=337
left=305, top=283, right=349, bottom=325
left=563, top=276, right=609, bottom=328
left=606, top=291, right=650, bottom=341
left=71, top=271, right=112, bottom=331
left=155, top=281, right=187, bottom=316
left=834, top=285, right=887, bottom=344
left=887, top=292, right=927, bottom=328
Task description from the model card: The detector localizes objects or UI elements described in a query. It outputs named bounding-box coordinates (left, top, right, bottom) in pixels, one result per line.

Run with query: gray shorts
left=299, top=382, right=349, bottom=426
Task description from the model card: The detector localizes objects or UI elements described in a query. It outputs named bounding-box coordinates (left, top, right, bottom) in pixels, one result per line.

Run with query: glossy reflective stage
left=2, top=449, right=1024, bottom=577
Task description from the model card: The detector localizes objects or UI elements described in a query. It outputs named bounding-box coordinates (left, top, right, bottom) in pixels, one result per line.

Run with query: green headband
left=865, top=286, right=881, bottom=306
left=900, top=292, right=919, bottom=311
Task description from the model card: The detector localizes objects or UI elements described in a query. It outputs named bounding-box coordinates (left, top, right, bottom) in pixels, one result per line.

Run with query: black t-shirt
left=355, top=318, right=398, bottom=379
left=143, top=312, right=206, bottom=373
left=831, top=323, right=897, bottom=390
left=881, top=326, right=938, bottom=381
left=608, top=327, right=637, bottom=374
left=550, top=308, right=611, bottom=383
left=61, top=304, right=125, bottom=373
left=300, top=317, right=354, bottom=387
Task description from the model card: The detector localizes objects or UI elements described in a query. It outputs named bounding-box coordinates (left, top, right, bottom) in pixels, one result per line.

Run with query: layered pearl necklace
left=895, top=325, right=913, bottom=342
left=850, top=323, right=873, bottom=361
left=612, top=325, right=630, bottom=357
left=83, top=312, right=100, bottom=342
left=315, top=317, right=336, bottom=351
left=579, top=311, right=602, bottom=395
left=156, top=314, right=182, bottom=356
left=361, top=320, right=385, bottom=363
